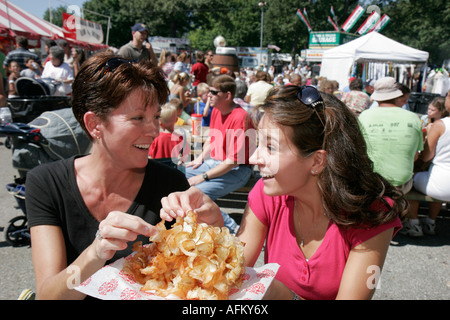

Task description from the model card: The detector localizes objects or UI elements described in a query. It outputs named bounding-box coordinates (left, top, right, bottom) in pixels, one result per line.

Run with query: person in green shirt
left=358, top=77, right=423, bottom=193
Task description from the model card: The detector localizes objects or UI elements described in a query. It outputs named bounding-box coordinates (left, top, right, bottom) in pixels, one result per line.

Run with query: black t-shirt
left=26, top=156, right=190, bottom=265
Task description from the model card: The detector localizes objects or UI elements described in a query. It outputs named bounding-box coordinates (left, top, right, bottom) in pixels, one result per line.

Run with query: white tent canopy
left=319, top=32, right=429, bottom=89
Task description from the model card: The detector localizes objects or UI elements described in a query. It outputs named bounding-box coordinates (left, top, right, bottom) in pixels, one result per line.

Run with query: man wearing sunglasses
left=185, top=75, right=255, bottom=233
left=117, top=23, right=157, bottom=65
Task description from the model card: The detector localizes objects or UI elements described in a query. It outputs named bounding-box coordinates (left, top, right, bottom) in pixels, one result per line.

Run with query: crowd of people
left=0, top=36, right=87, bottom=101
left=3, top=21, right=448, bottom=300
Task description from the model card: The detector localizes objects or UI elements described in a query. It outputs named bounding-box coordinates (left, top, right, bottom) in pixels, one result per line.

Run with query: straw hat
left=371, top=77, right=403, bottom=101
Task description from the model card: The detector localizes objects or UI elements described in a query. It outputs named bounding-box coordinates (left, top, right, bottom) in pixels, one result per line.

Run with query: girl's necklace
left=294, top=200, right=327, bottom=247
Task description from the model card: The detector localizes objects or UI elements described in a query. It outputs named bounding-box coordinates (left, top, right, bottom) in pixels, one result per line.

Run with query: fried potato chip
left=122, top=210, right=245, bottom=300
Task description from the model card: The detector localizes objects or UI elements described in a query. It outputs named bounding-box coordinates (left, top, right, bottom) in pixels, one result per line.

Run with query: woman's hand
left=160, top=187, right=223, bottom=227
left=95, top=211, right=157, bottom=261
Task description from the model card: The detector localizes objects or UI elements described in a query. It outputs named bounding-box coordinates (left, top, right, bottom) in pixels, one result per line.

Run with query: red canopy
left=0, top=0, right=107, bottom=51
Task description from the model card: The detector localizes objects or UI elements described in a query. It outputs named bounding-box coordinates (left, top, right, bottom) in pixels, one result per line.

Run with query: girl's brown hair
left=71, top=52, right=168, bottom=140
left=261, top=85, right=407, bottom=227
left=430, top=96, right=448, bottom=118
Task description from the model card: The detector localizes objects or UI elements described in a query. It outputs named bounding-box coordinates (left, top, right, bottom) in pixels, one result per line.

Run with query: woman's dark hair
left=261, top=85, right=407, bottom=227
left=195, top=51, right=205, bottom=63
left=349, top=78, right=363, bottom=91
left=396, top=82, right=411, bottom=95
left=71, top=52, right=168, bottom=140
left=255, top=71, right=271, bottom=83
left=74, top=48, right=86, bottom=65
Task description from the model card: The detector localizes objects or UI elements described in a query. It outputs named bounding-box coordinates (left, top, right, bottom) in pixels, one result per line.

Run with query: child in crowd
left=7, top=60, right=20, bottom=97
left=20, top=57, right=41, bottom=79
left=149, top=102, right=185, bottom=160
left=420, top=96, right=447, bottom=135
left=193, top=82, right=212, bottom=126
left=172, top=97, right=192, bottom=126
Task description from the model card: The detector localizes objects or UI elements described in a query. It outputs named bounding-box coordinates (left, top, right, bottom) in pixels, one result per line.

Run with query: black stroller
left=1, top=77, right=91, bottom=246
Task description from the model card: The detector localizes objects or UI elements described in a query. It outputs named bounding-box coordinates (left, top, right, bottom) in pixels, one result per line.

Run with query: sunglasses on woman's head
left=101, top=57, right=135, bottom=76
left=296, top=85, right=326, bottom=127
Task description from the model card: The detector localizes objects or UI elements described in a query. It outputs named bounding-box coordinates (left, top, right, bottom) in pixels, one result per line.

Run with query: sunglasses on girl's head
left=101, top=57, right=135, bottom=76
left=297, top=85, right=325, bottom=109
left=296, top=85, right=326, bottom=126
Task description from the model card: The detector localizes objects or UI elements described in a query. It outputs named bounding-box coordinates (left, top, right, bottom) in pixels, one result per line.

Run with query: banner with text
left=369, top=14, right=391, bottom=33
left=63, top=12, right=103, bottom=44
left=356, top=11, right=380, bottom=35
left=341, top=5, right=364, bottom=32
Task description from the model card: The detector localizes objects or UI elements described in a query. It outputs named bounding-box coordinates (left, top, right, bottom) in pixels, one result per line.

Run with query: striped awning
left=0, top=0, right=108, bottom=50
left=0, top=0, right=65, bottom=39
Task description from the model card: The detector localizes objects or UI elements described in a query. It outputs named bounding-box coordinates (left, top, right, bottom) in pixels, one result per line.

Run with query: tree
left=46, top=0, right=449, bottom=65
left=374, top=0, right=450, bottom=65
left=43, top=5, right=66, bottom=28
left=83, top=0, right=214, bottom=48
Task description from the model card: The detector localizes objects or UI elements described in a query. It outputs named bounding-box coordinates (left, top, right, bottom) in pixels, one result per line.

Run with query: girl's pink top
left=248, top=179, right=402, bottom=300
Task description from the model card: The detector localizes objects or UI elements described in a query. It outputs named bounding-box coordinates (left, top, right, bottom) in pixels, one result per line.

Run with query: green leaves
left=47, top=0, right=448, bottom=64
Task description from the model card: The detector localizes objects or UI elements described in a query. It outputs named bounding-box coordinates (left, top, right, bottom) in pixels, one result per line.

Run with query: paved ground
left=0, top=136, right=449, bottom=300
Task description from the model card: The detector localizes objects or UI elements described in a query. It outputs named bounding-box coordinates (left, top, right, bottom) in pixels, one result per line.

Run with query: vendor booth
left=319, top=32, right=429, bottom=90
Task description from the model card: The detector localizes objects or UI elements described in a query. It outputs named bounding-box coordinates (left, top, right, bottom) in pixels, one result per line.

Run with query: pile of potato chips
left=122, top=211, right=245, bottom=300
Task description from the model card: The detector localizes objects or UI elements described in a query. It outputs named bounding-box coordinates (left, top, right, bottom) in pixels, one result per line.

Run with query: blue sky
left=9, top=0, right=87, bottom=19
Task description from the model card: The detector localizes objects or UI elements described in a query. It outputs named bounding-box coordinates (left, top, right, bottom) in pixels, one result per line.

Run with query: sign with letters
left=63, top=12, right=103, bottom=44
left=309, top=31, right=359, bottom=49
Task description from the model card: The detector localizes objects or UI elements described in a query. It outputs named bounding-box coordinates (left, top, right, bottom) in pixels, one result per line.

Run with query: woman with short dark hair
left=27, top=52, right=190, bottom=299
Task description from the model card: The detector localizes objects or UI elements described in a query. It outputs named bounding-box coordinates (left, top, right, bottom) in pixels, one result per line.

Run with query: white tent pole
left=5, top=0, right=12, bottom=30
left=421, top=63, right=428, bottom=92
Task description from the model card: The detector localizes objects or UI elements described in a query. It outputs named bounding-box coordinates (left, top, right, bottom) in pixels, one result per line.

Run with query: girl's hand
left=160, top=187, right=223, bottom=227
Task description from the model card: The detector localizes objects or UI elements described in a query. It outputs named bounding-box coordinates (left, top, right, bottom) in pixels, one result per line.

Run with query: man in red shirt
left=185, top=75, right=256, bottom=232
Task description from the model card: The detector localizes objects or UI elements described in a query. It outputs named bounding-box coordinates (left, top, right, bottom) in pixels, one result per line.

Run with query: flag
left=341, top=5, right=365, bottom=32
left=327, top=16, right=339, bottom=32
left=296, top=9, right=312, bottom=32
left=330, top=6, right=336, bottom=18
left=303, top=8, right=309, bottom=19
left=303, top=8, right=312, bottom=28
left=268, top=44, right=281, bottom=51
left=356, top=11, right=380, bottom=35
left=370, top=14, right=391, bottom=33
